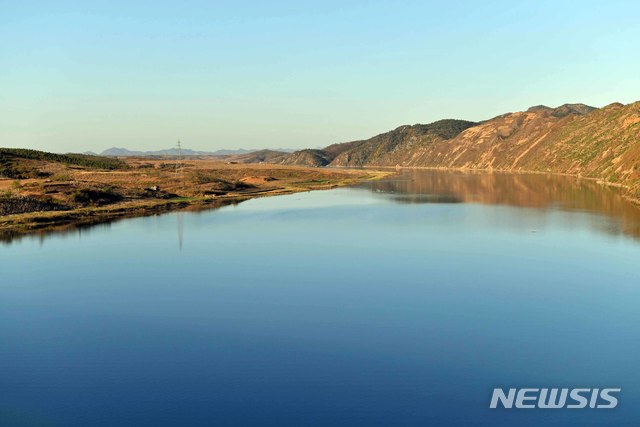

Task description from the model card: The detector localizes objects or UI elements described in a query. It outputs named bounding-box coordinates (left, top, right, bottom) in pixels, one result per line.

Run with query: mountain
left=330, top=119, right=478, bottom=167
left=100, top=147, right=248, bottom=156
left=280, top=119, right=477, bottom=167
left=278, top=102, right=640, bottom=199
left=278, top=140, right=373, bottom=167
left=223, top=149, right=290, bottom=164
left=526, top=103, right=598, bottom=117
left=99, top=147, right=297, bottom=157
left=101, top=148, right=151, bottom=156
left=329, top=104, right=601, bottom=168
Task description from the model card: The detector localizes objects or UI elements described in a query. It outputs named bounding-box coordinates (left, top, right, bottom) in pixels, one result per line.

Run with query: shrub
left=0, top=161, right=50, bottom=179
left=71, top=187, right=123, bottom=206
left=0, top=195, right=69, bottom=215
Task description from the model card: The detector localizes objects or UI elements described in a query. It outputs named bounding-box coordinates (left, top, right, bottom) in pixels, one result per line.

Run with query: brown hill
left=223, top=149, right=289, bottom=164
left=399, top=102, right=640, bottom=198
left=278, top=101, right=640, bottom=199
left=279, top=149, right=332, bottom=167
left=330, top=119, right=478, bottom=167
left=279, top=139, right=372, bottom=167
left=282, top=119, right=477, bottom=168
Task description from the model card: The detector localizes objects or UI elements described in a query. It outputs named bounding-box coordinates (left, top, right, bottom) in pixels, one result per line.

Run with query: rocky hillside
left=280, top=102, right=640, bottom=198
left=279, top=149, right=332, bottom=167
left=330, top=119, right=478, bottom=167
left=278, top=140, right=373, bottom=167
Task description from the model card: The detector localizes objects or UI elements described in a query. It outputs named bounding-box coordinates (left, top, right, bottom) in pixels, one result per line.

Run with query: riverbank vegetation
left=0, top=150, right=388, bottom=240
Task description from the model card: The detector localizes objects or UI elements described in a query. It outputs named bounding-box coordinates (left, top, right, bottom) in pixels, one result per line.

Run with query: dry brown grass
left=0, top=157, right=389, bottom=238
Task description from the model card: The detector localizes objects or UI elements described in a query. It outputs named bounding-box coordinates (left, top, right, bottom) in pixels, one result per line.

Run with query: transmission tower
left=175, top=140, right=184, bottom=184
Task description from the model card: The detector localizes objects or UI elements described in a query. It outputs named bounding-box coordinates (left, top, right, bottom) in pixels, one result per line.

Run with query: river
left=2, top=170, right=640, bottom=426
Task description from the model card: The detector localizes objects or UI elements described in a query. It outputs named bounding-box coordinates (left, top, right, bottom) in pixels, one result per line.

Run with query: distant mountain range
left=99, top=147, right=296, bottom=157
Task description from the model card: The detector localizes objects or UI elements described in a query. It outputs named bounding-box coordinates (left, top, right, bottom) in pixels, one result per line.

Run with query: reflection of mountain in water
left=360, top=170, right=640, bottom=240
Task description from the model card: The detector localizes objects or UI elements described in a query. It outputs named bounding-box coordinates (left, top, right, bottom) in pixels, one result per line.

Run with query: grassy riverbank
left=0, top=153, right=388, bottom=241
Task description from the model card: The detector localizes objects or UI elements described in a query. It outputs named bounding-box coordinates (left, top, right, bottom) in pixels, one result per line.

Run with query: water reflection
left=177, top=211, right=184, bottom=251
left=0, top=221, right=116, bottom=247
left=359, top=169, right=640, bottom=240
left=0, top=199, right=244, bottom=246
left=2, top=170, right=640, bottom=427
left=3, top=171, right=640, bottom=245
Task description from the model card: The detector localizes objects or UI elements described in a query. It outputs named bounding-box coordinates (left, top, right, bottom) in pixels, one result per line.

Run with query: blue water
left=2, top=171, right=640, bottom=426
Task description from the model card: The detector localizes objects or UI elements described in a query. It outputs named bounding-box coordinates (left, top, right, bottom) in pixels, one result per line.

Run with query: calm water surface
left=2, top=170, right=640, bottom=426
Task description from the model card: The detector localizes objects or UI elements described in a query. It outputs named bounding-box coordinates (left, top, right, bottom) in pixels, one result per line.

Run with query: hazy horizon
left=2, top=1, right=639, bottom=153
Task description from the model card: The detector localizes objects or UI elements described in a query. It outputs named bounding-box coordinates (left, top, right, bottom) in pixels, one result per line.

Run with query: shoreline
left=4, top=162, right=639, bottom=242
left=0, top=169, right=390, bottom=242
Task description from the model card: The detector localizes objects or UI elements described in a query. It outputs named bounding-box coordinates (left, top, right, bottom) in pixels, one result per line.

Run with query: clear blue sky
left=2, top=1, right=639, bottom=153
